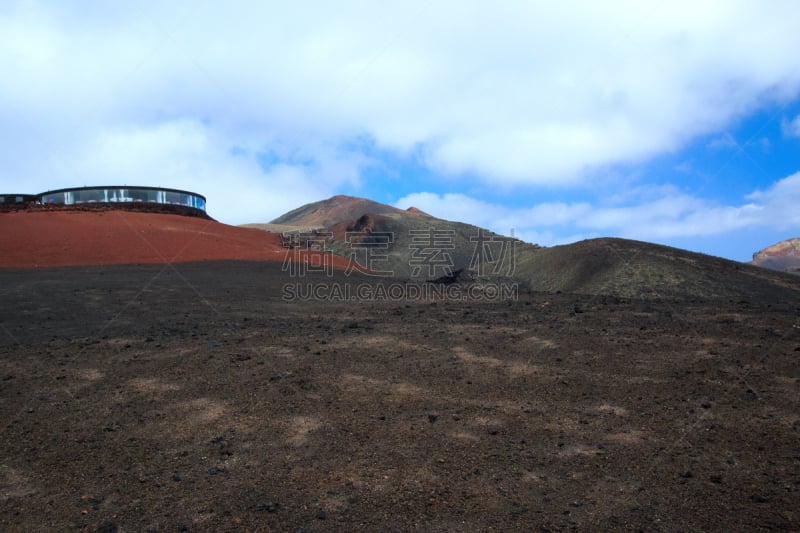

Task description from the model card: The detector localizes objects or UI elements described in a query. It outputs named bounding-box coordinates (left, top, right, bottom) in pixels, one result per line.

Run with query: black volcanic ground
left=1, top=259, right=799, bottom=531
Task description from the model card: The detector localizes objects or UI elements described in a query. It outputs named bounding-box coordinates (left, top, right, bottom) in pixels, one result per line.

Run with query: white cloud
left=396, top=172, right=800, bottom=246
left=782, top=115, right=800, bottom=138
left=2, top=1, right=800, bottom=224
left=746, top=171, right=800, bottom=227
left=708, top=133, right=739, bottom=150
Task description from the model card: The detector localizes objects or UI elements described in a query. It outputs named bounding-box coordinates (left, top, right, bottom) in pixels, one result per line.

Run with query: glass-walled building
left=39, top=186, right=206, bottom=212
left=0, top=194, right=36, bottom=204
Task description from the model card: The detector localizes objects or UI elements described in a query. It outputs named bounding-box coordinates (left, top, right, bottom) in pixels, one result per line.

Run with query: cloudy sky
left=2, top=1, right=800, bottom=261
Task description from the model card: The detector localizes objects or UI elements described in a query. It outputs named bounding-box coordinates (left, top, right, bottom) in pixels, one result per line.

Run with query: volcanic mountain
left=245, top=194, right=535, bottom=281
left=750, top=237, right=800, bottom=274
left=272, top=194, right=431, bottom=226
left=247, top=195, right=800, bottom=301
left=241, top=194, right=433, bottom=233
left=515, top=237, right=800, bottom=301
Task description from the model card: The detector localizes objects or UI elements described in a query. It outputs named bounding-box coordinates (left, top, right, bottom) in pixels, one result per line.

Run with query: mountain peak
left=405, top=206, right=431, bottom=217
left=751, top=237, right=800, bottom=273
left=270, top=195, right=420, bottom=228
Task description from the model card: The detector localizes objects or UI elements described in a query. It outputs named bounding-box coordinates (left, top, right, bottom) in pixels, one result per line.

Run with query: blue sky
left=2, top=1, right=800, bottom=261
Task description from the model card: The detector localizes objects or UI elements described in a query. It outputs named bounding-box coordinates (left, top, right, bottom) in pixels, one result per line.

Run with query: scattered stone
left=255, top=502, right=283, bottom=513
left=95, top=521, right=119, bottom=533
left=80, top=493, right=102, bottom=510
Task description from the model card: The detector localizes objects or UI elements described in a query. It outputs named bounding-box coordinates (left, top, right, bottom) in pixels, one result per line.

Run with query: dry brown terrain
left=1, top=260, right=799, bottom=532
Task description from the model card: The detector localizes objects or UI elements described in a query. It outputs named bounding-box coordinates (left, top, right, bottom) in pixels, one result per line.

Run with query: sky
left=2, top=1, right=800, bottom=262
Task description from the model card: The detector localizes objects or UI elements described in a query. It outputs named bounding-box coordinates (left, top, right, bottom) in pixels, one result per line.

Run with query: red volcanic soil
left=0, top=210, right=350, bottom=268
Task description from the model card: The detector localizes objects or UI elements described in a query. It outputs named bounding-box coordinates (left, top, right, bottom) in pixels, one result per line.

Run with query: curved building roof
left=38, top=185, right=206, bottom=212
left=39, top=185, right=206, bottom=201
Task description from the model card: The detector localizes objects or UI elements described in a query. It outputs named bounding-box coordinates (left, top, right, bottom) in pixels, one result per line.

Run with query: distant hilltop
left=268, top=194, right=431, bottom=229
left=751, top=238, right=800, bottom=274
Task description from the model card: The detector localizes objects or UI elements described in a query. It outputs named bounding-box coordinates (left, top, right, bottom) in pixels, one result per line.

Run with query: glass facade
left=39, top=187, right=206, bottom=212
left=0, top=194, right=35, bottom=204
